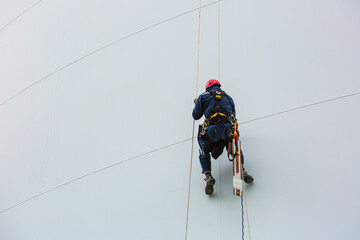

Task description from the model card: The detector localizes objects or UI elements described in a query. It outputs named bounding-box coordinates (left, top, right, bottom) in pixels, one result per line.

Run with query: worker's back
left=192, top=85, right=236, bottom=121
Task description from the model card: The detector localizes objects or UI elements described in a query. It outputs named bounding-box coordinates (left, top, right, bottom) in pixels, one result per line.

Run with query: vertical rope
left=217, top=1, right=222, bottom=239
left=185, top=1, right=202, bottom=239
left=218, top=0, right=221, bottom=81
left=195, top=0, right=202, bottom=95
left=241, top=196, right=245, bottom=240
left=243, top=188, right=252, bottom=240
left=240, top=167, right=252, bottom=240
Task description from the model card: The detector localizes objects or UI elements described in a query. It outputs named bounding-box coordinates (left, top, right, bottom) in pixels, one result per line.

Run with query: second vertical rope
left=217, top=1, right=222, bottom=240
left=185, top=1, right=202, bottom=239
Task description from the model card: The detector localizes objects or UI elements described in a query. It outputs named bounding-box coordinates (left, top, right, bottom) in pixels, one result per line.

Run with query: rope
left=185, top=0, right=202, bottom=239
left=217, top=1, right=222, bottom=239
left=185, top=121, right=196, bottom=240
left=240, top=165, right=252, bottom=240
left=244, top=190, right=252, bottom=240
left=195, top=0, right=202, bottom=96
left=241, top=196, right=245, bottom=240
left=218, top=0, right=221, bottom=81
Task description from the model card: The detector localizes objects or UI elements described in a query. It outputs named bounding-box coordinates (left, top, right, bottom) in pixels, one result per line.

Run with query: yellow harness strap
left=209, top=112, right=227, bottom=120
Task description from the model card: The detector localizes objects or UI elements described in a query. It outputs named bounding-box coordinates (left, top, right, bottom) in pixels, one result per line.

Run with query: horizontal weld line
left=0, top=138, right=192, bottom=214
left=238, top=91, right=360, bottom=125
left=0, top=0, right=222, bottom=108
left=0, top=1, right=42, bottom=32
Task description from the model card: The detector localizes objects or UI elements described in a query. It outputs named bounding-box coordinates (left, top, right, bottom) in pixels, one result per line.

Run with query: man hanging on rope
left=192, top=79, right=254, bottom=195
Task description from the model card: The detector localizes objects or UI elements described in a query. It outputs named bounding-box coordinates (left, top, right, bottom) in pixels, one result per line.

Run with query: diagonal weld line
left=0, top=0, right=223, bottom=108
left=0, top=1, right=42, bottom=32
left=238, top=91, right=360, bottom=125
left=0, top=138, right=193, bottom=214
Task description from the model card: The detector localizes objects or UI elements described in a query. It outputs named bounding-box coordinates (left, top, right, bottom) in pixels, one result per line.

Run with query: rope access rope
left=217, top=1, right=222, bottom=239
left=240, top=166, right=252, bottom=240
left=216, top=2, right=252, bottom=238
left=241, top=196, right=245, bottom=240
left=185, top=0, right=202, bottom=239
left=218, top=0, right=221, bottom=81
left=224, top=0, right=250, bottom=237
left=244, top=190, right=252, bottom=240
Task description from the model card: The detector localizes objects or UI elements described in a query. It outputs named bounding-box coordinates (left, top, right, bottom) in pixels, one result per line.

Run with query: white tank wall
left=1, top=0, right=359, bottom=239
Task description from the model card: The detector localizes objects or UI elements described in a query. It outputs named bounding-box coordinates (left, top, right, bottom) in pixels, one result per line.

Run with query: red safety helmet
left=205, top=79, right=221, bottom=91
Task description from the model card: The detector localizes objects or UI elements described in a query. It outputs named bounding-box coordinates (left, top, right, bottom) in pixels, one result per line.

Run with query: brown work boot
left=204, top=172, right=216, bottom=195
left=243, top=168, right=254, bottom=183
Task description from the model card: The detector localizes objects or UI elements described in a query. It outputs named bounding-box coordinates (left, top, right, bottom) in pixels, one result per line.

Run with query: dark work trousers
left=198, top=133, right=245, bottom=174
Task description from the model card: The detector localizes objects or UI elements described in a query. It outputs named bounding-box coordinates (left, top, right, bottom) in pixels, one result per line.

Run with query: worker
left=192, top=79, right=254, bottom=195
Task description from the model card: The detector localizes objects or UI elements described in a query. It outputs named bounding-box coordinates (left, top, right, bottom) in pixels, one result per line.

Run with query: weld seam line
left=0, top=137, right=192, bottom=214
left=1, top=90, right=359, bottom=214
left=0, top=1, right=42, bottom=32
left=238, top=91, right=360, bottom=125
left=0, top=0, right=222, bottom=108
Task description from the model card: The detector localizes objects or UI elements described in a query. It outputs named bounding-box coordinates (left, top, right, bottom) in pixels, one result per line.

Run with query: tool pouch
left=206, top=122, right=233, bottom=142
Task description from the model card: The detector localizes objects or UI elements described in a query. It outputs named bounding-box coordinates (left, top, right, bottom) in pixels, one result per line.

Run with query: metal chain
left=241, top=160, right=252, bottom=240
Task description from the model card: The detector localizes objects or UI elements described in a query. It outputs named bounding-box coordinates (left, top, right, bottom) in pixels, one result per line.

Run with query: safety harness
left=199, top=90, right=239, bottom=161
left=208, top=90, right=230, bottom=124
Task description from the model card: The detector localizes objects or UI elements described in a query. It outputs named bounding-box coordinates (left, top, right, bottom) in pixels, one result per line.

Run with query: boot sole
left=244, top=176, right=254, bottom=184
left=205, top=178, right=216, bottom=195
left=208, top=178, right=215, bottom=186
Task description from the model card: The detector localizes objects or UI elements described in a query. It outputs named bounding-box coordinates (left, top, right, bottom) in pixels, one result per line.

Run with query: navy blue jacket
left=192, top=86, right=236, bottom=120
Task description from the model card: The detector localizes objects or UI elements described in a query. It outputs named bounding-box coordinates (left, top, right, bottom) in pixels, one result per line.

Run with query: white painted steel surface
left=1, top=0, right=359, bottom=239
